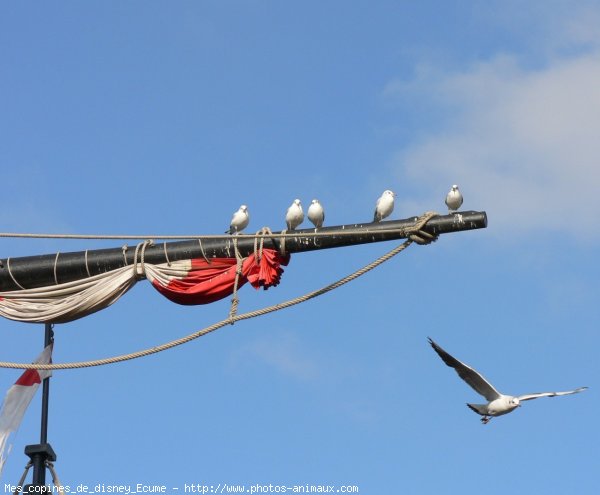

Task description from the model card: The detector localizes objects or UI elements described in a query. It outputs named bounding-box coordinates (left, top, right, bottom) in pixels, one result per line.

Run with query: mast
left=23, top=324, right=56, bottom=491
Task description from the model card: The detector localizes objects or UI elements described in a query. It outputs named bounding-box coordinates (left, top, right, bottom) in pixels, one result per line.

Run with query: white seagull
left=307, top=199, right=325, bottom=229
left=445, top=185, right=463, bottom=213
left=373, top=190, right=395, bottom=222
left=285, top=199, right=304, bottom=230
left=428, top=338, right=587, bottom=424
left=226, top=205, right=249, bottom=234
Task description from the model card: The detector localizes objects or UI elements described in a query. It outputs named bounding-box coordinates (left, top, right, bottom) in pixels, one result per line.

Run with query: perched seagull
left=226, top=205, right=249, bottom=234
left=428, top=338, right=587, bottom=424
left=285, top=199, right=304, bottom=230
left=445, top=184, right=463, bottom=213
left=307, top=199, right=325, bottom=229
left=373, top=190, right=395, bottom=222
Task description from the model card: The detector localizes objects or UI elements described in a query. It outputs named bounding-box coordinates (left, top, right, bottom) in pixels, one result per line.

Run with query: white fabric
left=0, top=345, right=52, bottom=475
left=143, top=260, right=193, bottom=288
left=0, top=266, right=137, bottom=323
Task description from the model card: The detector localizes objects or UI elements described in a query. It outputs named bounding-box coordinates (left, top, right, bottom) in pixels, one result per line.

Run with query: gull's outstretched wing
left=517, top=386, right=588, bottom=402
left=428, top=338, right=501, bottom=401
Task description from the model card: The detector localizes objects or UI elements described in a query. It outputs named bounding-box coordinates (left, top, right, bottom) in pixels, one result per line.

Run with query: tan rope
left=6, top=258, right=26, bottom=290
left=53, top=252, right=60, bottom=285
left=13, top=462, right=32, bottom=495
left=253, top=227, right=273, bottom=264
left=0, top=224, right=438, bottom=241
left=46, top=461, right=64, bottom=495
left=84, top=250, right=92, bottom=278
left=228, top=237, right=244, bottom=322
left=197, top=239, right=211, bottom=264
left=133, top=240, right=154, bottom=278
left=0, top=212, right=438, bottom=371
left=230, top=228, right=276, bottom=321
left=278, top=229, right=288, bottom=256
left=163, top=242, right=172, bottom=266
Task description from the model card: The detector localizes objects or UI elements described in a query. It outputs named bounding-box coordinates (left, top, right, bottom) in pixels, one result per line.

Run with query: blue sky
left=1, top=1, right=598, bottom=493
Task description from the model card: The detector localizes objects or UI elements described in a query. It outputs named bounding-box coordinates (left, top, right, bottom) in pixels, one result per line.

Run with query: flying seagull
left=445, top=184, right=463, bottom=213
left=285, top=199, right=304, bottom=230
left=307, top=199, right=325, bottom=229
left=226, top=205, right=249, bottom=234
left=428, top=338, right=587, bottom=424
left=373, top=190, right=395, bottom=222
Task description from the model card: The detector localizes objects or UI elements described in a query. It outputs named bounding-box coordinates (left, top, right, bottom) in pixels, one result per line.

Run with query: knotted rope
left=228, top=237, right=244, bottom=322
left=229, top=227, right=278, bottom=322
left=0, top=212, right=438, bottom=370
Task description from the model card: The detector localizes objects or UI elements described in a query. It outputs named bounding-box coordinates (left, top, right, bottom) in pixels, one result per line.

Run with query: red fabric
left=15, top=369, right=41, bottom=387
left=152, top=249, right=290, bottom=305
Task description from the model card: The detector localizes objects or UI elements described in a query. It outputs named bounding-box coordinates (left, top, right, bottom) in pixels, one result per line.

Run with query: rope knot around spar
left=405, top=211, right=439, bottom=245
left=253, top=226, right=275, bottom=264
left=133, top=240, right=155, bottom=279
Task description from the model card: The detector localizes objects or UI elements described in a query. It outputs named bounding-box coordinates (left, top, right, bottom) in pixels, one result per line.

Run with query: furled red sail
left=0, top=249, right=289, bottom=323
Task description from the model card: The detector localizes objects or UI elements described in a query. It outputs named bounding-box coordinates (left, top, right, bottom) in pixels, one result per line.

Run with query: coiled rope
left=0, top=212, right=438, bottom=370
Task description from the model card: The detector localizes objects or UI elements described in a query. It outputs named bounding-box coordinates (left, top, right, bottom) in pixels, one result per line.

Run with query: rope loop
left=163, top=242, right=172, bottom=266
left=278, top=229, right=288, bottom=256
left=53, top=252, right=61, bottom=285
left=197, top=239, right=211, bottom=264
left=84, top=250, right=92, bottom=278
left=133, top=240, right=154, bottom=279
left=253, top=227, right=274, bottom=264
left=6, top=257, right=26, bottom=290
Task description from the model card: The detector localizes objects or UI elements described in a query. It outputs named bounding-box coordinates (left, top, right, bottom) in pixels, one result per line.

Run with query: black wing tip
left=466, top=403, right=482, bottom=416
left=427, top=337, right=443, bottom=354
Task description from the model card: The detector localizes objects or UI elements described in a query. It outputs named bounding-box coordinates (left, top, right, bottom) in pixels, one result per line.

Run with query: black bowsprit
left=0, top=211, right=487, bottom=292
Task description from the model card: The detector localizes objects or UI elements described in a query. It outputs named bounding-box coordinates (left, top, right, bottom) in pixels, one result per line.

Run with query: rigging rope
left=0, top=212, right=438, bottom=371
left=228, top=237, right=244, bottom=321
left=0, top=226, right=430, bottom=241
left=12, top=462, right=31, bottom=495
left=46, top=461, right=65, bottom=495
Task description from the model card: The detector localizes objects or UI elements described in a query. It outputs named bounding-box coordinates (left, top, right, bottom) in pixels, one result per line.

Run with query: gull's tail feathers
left=466, top=403, right=487, bottom=416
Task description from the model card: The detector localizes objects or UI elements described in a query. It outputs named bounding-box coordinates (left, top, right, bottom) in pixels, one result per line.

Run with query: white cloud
left=385, top=22, right=600, bottom=243
left=229, top=332, right=320, bottom=382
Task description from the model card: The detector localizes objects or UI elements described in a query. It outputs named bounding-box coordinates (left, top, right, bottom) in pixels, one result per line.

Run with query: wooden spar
left=0, top=210, right=486, bottom=292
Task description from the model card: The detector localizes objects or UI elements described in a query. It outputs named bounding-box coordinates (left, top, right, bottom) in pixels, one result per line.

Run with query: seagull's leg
left=481, top=416, right=490, bottom=424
